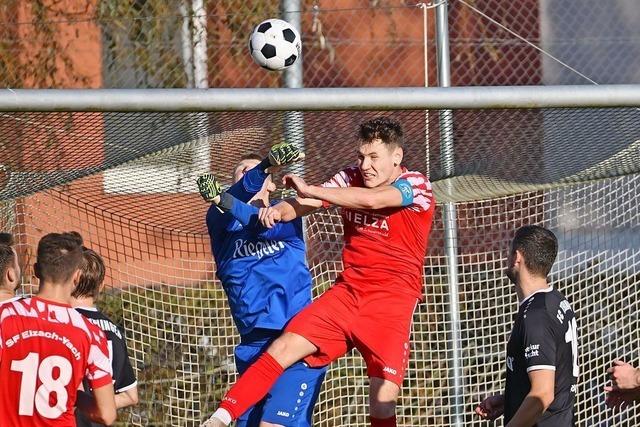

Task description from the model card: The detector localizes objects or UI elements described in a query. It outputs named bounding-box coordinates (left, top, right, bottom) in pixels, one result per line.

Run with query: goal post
left=2, top=84, right=640, bottom=111
left=1, top=86, right=640, bottom=426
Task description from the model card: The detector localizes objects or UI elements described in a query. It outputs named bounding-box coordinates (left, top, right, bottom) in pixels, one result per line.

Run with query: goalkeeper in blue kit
left=197, top=143, right=326, bottom=427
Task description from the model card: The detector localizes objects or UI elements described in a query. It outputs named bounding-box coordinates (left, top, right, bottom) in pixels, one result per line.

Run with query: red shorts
left=285, top=282, right=418, bottom=386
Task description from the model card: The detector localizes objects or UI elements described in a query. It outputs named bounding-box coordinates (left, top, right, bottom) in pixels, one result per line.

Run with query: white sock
left=212, top=408, right=232, bottom=426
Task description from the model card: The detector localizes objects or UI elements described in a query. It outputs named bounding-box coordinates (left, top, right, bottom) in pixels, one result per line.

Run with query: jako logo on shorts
left=383, top=366, right=397, bottom=375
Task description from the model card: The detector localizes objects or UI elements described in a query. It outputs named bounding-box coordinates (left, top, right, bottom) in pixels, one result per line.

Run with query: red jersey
left=0, top=297, right=113, bottom=427
left=322, top=167, right=434, bottom=298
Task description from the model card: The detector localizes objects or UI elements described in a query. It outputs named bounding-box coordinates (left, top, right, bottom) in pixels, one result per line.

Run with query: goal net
left=1, top=105, right=639, bottom=426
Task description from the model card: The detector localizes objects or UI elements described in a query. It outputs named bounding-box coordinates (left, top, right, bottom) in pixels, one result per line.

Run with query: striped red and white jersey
left=322, top=166, right=435, bottom=298
left=0, top=297, right=113, bottom=427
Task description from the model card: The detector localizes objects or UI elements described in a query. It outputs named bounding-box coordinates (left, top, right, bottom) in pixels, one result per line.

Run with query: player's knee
left=266, top=332, right=317, bottom=368
left=266, top=333, right=293, bottom=361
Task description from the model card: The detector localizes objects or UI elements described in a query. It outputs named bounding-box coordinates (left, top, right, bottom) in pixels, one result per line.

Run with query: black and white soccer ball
left=249, top=19, right=301, bottom=71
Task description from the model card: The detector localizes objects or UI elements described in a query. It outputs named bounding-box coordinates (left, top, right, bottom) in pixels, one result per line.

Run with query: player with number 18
left=0, top=232, right=116, bottom=426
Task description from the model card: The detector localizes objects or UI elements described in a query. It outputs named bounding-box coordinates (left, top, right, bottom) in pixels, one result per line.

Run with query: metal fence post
left=436, top=1, right=464, bottom=426
left=282, top=0, right=309, bottom=241
left=282, top=0, right=304, bottom=161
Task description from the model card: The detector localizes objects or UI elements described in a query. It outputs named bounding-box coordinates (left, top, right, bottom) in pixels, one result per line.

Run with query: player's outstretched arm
left=230, top=142, right=304, bottom=201
left=259, top=197, right=323, bottom=228
left=283, top=173, right=412, bottom=210
left=209, top=191, right=303, bottom=240
left=505, top=370, right=555, bottom=427
left=198, top=143, right=305, bottom=204
left=77, top=383, right=117, bottom=426
left=233, top=142, right=305, bottom=200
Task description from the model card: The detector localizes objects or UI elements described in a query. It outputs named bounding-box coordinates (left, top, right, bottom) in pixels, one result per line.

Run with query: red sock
left=219, top=352, right=284, bottom=420
left=370, top=415, right=397, bottom=427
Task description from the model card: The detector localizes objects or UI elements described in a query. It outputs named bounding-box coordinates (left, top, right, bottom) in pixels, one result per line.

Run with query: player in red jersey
left=204, top=117, right=434, bottom=427
left=0, top=232, right=116, bottom=426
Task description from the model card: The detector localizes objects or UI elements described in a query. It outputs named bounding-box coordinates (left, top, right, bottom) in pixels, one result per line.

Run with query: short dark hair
left=359, top=117, right=404, bottom=148
left=0, top=232, right=14, bottom=246
left=0, top=244, right=16, bottom=287
left=511, top=225, right=558, bottom=278
left=35, top=232, right=84, bottom=284
left=239, top=153, right=263, bottom=162
left=72, top=247, right=105, bottom=299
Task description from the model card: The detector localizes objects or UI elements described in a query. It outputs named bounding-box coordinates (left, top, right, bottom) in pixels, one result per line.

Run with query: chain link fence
left=450, top=0, right=640, bottom=85
left=2, top=1, right=639, bottom=89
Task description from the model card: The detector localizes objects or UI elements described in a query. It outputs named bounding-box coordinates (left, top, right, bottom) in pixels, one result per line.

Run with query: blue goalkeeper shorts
left=234, top=329, right=327, bottom=427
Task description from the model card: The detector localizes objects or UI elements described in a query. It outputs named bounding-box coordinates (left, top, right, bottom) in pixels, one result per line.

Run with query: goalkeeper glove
left=267, top=142, right=305, bottom=167
left=196, top=173, right=222, bottom=204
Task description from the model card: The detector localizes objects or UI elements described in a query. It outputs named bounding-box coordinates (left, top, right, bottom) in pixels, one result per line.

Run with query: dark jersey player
left=72, top=247, right=138, bottom=427
left=476, top=225, right=578, bottom=426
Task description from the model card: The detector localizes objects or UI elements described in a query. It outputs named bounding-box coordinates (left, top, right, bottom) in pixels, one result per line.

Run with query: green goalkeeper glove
left=267, top=142, right=305, bottom=167
left=196, top=173, right=222, bottom=204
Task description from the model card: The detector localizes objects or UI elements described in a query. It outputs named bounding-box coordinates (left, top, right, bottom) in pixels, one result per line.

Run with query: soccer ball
left=249, top=19, right=301, bottom=71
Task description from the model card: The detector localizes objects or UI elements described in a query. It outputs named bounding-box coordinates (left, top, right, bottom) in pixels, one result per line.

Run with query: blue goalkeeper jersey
left=206, top=167, right=313, bottom=337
